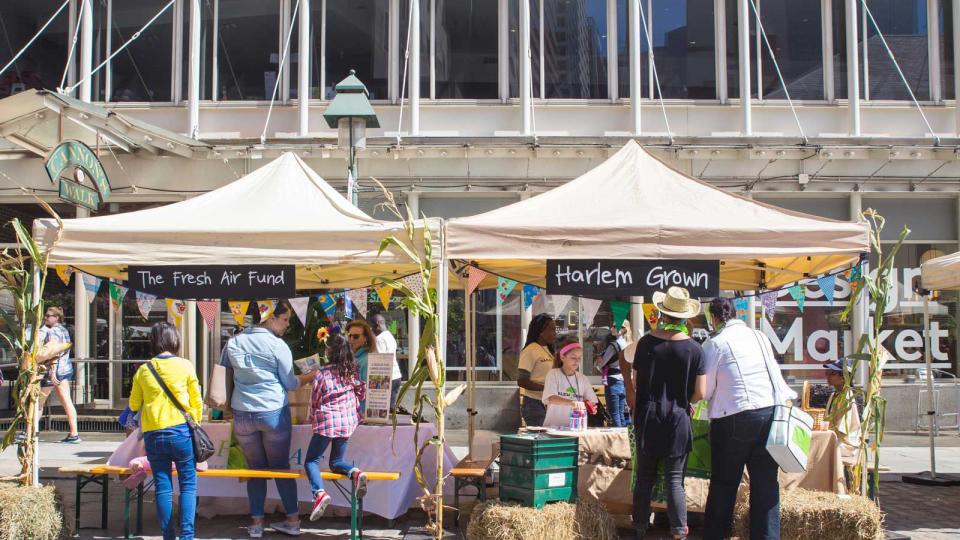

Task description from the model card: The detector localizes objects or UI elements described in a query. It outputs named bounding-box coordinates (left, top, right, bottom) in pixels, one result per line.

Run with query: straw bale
left=0, top=482, right=66, bottom=540
left=467, top=498, right=617, bottom=540
left=733, top=487, right=883, bottom=540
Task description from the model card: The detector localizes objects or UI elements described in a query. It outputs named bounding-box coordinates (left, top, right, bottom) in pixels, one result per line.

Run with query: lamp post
left=322, top=70, right=380, bottom=206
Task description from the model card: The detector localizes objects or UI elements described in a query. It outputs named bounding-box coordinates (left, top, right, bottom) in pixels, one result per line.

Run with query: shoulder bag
left=145, top=361, right=215, bottom=463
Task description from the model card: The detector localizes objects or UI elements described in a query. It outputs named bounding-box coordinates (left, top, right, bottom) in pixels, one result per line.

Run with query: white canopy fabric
left=921, top=251, right=960, bottom=290
left=33, top=152, right=440, bottom=289
left=446, top=141, right=870, bottom=290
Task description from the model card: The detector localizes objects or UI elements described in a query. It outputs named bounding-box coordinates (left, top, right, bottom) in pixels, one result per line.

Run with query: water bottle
left=569, top=408, right=578, bottom=430
left=578, top=409, right=586, bottom=431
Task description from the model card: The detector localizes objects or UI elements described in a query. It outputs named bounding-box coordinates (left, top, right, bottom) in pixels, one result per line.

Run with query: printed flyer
left=364, top=353, right=395, bottom=423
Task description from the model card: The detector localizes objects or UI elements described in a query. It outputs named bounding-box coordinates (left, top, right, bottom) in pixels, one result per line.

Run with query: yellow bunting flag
left=166, top=298, right=186, bottom=327
left=642, top=304, right=659, bottom=328
left=376, top=285, right=394, bottom=311
left=228, top=301, right=250, bottom=327
left=54, top=265, right=73, bottom=286
left=256, top=300, right=276, bottom=321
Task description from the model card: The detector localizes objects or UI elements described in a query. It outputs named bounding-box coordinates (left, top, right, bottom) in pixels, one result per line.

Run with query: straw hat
left=651, top=286, right=701, bottom=319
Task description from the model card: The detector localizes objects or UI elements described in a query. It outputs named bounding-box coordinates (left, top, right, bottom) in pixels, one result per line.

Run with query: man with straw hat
left=630, top=286, right=706, bottom=540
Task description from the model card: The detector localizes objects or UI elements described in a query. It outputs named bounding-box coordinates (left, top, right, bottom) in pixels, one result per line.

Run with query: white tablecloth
left=107, top=422, right=457, bottom=519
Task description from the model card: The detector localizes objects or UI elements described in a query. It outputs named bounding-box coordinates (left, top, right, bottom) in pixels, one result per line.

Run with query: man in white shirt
left=373, top=314, right=403, bottom=411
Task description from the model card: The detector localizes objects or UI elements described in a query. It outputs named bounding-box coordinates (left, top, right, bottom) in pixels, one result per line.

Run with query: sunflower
left=316, top=327, right=330, bottom=342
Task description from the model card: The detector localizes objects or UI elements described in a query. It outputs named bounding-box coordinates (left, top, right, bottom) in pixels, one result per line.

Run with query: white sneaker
left=270, top=520, right=302, bottom=536
left=248, top=524, right=264, bottom=538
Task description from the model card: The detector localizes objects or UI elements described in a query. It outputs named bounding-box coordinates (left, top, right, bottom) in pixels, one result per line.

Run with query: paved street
left=2, top=431, right=959, bottom=539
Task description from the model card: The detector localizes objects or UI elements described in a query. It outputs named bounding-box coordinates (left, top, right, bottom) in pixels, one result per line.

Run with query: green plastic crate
left=499, top=433, right=580, bottom=469
left=500, top=448, right=579, bottom=469
left=500, top=465, right=577, bottom=490
left=499, top=483, right=576, bottom=508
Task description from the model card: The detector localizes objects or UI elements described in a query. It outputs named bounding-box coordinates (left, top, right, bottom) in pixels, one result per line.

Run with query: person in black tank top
left=631, top=287, right=706, bottom=540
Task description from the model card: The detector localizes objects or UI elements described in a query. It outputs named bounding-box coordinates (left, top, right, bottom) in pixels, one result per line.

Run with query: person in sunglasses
left=344, top=319, right=379, bottom=413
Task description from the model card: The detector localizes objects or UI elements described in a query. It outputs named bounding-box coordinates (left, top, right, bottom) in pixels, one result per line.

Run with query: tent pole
left=465, top=287, right=475, bottom=452
left=924, top=294, right=936, bottom=479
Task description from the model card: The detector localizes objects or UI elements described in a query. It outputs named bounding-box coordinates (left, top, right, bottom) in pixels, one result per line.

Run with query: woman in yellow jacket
left=129, top=322, right=202, bottom=540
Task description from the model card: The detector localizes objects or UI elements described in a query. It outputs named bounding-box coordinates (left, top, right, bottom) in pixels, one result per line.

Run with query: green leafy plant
left=0, top=208, right=61, bottom=486
left=836, top=209, right=909, bottom=497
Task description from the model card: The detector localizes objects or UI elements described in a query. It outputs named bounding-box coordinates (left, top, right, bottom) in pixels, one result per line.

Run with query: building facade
left=0, top=0, right=958, bottom=427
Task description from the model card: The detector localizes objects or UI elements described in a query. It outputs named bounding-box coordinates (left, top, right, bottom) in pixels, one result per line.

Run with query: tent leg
left=465, top=289, right=475, bottom=453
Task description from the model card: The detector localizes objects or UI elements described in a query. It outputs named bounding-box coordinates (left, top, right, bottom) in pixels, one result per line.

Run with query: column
left=499, top=0, right=509, bottom=102
left=846, top=0, right=861, bottom=135
left=390, top=0, right=400, bottom=103
left=188, top=0, right=201, bottom=138
left=298, top=0, right=311, bottom=136
left=738, top=0, right=751, bottom=135
left=406, top=192, right=420, bottom=376
left=410, top=0, right=421, bottom=135
left=183, top=300, right=198, bottom=363
left=73, top=207, right=90, bottom=405
left=520, top=0, right=532, bottom=135
left=630, top=296, right=643, bottom=338
left=629, top=0, right=641, bottom=134
left=79, top=0, right=93, bottom=102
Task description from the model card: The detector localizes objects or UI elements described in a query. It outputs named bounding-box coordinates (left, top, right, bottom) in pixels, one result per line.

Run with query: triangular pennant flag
left=496, top=277, right=518, bottom=305
left=109, top=282, right=129, bottom=312
left=166, top=298, right=186, bottom=327
left=733, top=298, right=749, bottom=322
left=376, top=286, right=394, bottom=311
left=788, top=285, right=806, bottom=312
left=580, top=298, right=603, bottom=328
left=401, top=274, right=425, bottom=298
left=346, top=288, right=368, bottom=318
left=466, top=267, right=489, bottom=295
left=642, top=304, right=659, bottom=328
left=549, top=295, right=572, bottom=317
left=610, top=300, right=631, bottom=329
left=817, top=274, right=837, bottom=306
left=81, top=274, right=102, bottom=304
left=289, top=297, right=310, bottom=326
left=850, top=264, right=863, bottom=283
left=135, top=291, right=158, bottom=320
left=760, top=292, right=777, bottom=322
left=228, top=301, right=250, bottom=327
left=522, top=284, right=540, bottom=310
left=256, top=300, right=277, bottom=321
left=197, top=300, right=220, bottom=331
left=54, top=265, right=73, bottom=286
left=317, top=294, right=337, bottom=321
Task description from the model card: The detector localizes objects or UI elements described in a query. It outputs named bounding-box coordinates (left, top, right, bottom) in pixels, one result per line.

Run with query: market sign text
left=44, top=140, right=111, bottom=211
left=546, top=259, right=719, bottom=298
left=127, top=265, right=296, bottom=299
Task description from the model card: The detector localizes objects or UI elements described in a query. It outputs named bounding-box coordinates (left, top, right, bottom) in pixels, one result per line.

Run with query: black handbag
left=145, top=361, right=215, bottom=463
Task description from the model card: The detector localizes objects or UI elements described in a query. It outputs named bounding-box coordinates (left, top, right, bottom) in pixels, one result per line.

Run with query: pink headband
left=559, top=342, right=582, bottom=357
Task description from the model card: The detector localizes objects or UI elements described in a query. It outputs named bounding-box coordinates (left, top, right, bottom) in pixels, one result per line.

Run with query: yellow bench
left=60, top=465, right=400, bottom=540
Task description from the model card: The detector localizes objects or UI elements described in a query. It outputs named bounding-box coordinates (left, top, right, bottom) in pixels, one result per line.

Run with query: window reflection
left=649, top=0, right=716, bottom=99
left=538, top=0, right=608, bottom=99
left=755, top=0, right=823, bottom=100
left=0, top=0, right=70, bottom=98
left=862, top=0, right=930, bottom=101
left=942, top=0, right=954, bottom=100
left=326, top=0, right=389, bottom=100
left=215, top=0, right=279, bottom=101
left=437, top=0, right=498, bottom=99
left=110, top=0, right=174, bottom=102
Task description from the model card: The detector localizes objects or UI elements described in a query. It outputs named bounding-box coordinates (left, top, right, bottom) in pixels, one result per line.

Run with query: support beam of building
left=520, top=0, right=532, bottom=136
left=79, top=0, right=93, bottom=102
left=298, top=0, right=310, bottom=137
left=629, top=0, right=641, bottom=134
left=188, top=0, right=201, bottom=138
left=846, top=0, right=861, bottom=136
left=411, top=0, right=421, bottom=136
left=406, top=192, right=421, bottom=378
left=738, top=0, right=751, bottom=136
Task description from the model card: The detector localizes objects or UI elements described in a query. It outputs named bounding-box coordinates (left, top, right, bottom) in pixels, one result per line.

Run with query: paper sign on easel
left=364, top=353, right=396, bottom=424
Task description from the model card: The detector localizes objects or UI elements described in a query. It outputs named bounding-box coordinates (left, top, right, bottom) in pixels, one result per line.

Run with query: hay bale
left=733, top=488, right=883, bottom=540
left=467, top=498, right=617, bottom=540
left=0, top=482, right=65, bottom=540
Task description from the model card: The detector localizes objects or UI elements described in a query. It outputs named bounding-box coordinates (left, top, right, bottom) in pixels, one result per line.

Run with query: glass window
left=862, top=0, right=930, bottom=101
left=616, top=0, right=632, bottom=99
left=510, top=0, right=520, bottom=97
left=215, top=0, right=280, bottom=101
left=942, top=0, right=954, bottom=101
left=109, top=0, right=175, bottom=102
left=0, top=0, right=70, bottom=98
left=326, top=0, right=389, bottom=100
left=758, top=197, right=849, bottom=221
left=832, top=0, right=848, bottom=99
left=437, top=0, right=498, bottom=99
left=650, top=0, right=716, bottom=99
left=399, top=0, right=429, bottom=98
left=754, top=0, right=823, bottom=100
left=726, top=0, right=741, bottom=98
left=182, top=0, right=215, bottom=101
left=538, top=0, right=608, bottom=99
left=863, top=197, right=958, bottom=242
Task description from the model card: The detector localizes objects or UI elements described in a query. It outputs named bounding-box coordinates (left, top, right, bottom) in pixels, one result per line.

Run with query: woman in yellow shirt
left=129, top=322, right=202, bottom=540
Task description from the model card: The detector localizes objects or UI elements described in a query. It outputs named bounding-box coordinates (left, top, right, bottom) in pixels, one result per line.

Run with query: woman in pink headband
left=540, top=338, right=598, bottom=429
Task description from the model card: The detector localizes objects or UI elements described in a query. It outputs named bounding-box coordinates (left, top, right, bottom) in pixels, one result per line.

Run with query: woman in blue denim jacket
left=221, top=303, right=314, bottom=538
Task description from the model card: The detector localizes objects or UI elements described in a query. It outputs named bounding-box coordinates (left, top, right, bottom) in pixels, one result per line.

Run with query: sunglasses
left=348, top=333, right=364, bottom=341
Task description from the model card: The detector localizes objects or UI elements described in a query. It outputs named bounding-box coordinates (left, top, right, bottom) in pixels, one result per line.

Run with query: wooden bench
left=59, top=465, right=400, bottom=540
left=450, top=456, right=496, bottom=525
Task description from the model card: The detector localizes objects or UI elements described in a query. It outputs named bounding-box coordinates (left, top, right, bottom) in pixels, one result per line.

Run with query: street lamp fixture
left=322, top=69, right=380, bottom=206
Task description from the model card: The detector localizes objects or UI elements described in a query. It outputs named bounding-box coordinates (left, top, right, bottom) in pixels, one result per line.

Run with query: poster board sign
left=364, top=353, right=395, bottom=423
left=546, top=259, right=719, bottom=298
left=127, top=265, right=295, bottom=299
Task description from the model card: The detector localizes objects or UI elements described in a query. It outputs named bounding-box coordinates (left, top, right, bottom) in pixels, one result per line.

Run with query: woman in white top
left=702, top=297, right=796, bottom=540
left=541, top=339, right=598, bottom=428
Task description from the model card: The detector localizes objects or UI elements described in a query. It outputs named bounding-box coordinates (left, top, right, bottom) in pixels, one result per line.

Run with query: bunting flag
left=642, top=304, right=659, bottom=327
left=54, top=265, right=73, bottom=286
left=611, top=300, right=631, bottom=329
left=289, top=297, right=310, bottom=326
left=256, top=300, right=277, bottom=321
left=197, top=300, right=220, bottom=331
left=734, top=297, right=749, bottom=322
left=317, top=294, right=338, bottom=321
left=401, top=274, right=425, bottom=298
left=346, top=288, right=368, bottom=318
left=228, top=301, right=250, bottom=327
left=135, top=291, right=158, bottom=320
left=580, top=298, right=603, bottom=328
left=549, top=295, right=572, bottom=317
left=166, top=298, right=186, bottom=327
left=496, top=277, right=518, bottom=305
left=81, top=273, right=102, bottom=304
left=760, top=291, right=778, bottom=322
left=850, top=264, right=863, bottom=283
left=375, top=286, right=394, bottom=311
left=788, top=285, right=806, bottom=312
left=817, top=274, right=837, bottom=306
left=466, top=266, right=489, bottom=295
left=108, top=282, right=129, bottom=312
left=522, top=284, right=541, bottom=310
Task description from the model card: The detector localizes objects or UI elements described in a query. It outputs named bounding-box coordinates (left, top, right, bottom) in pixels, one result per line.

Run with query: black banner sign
left=546, top=259, right=720, bottom=298
left=126, top=265, right=296, bottom=299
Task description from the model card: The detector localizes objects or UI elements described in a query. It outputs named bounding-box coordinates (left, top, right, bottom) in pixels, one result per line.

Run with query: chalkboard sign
left=546, top=259, right=719, bottom=298
left=127, top=265, right=296, bottom=299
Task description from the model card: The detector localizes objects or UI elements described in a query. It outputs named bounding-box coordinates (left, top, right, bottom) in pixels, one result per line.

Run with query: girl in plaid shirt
left=304, top=334, right=368, bottom=521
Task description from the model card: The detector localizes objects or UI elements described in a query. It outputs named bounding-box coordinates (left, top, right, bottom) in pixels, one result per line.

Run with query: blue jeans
left=605, top=378, right=627, bottom=427
left=704, top=406, right=780, bottom=540
left=233, top=407, right=299, bottom=518
left=521, top=396, right=546, bottom=427
left=304, top=435, right=357, bottom=495
left=144, top=423, right=196, bottom=540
